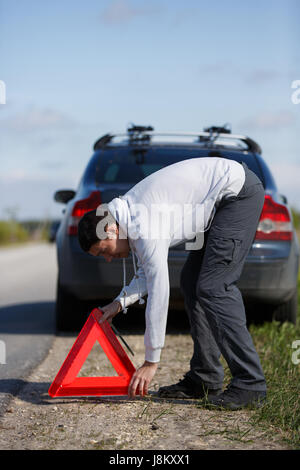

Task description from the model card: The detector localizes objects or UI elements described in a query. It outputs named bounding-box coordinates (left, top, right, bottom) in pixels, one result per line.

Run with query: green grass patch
left=0, top=219, right=53, bottom=246
left=0, top=220, right=29, bottom=245
left=248, top=274, right=300, bottom=448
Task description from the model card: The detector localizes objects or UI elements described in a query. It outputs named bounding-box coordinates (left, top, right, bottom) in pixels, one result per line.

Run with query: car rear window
left=83, top=146, right=264, bottom=185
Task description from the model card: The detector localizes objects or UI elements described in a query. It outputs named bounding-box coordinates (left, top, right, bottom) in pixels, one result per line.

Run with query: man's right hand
left=98, top=300, right=123, bottom=324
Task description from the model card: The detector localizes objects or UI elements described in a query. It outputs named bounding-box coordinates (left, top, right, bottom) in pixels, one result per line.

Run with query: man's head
left=78, top=208, right=130, bottom=262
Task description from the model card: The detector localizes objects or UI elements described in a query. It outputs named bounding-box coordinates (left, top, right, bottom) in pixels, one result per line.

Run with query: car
left=48, top=219, right=61, bottom=243
left=54, top=124, right=299, bottom=331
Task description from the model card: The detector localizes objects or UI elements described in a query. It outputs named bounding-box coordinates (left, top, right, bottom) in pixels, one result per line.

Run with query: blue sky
left=0, top=0, right=299, bottom=220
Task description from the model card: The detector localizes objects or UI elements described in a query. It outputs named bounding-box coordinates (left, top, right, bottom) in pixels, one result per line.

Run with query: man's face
left=88, top=223, right=130, bottom=262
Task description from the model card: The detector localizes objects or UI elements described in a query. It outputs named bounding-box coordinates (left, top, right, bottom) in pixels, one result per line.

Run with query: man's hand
left=98, top=300, right=122, bottom=324
left=128, top=361, right=158, bottom=398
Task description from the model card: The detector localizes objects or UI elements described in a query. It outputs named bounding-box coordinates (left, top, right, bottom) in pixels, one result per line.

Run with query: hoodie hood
left=107, top=196, right=130, bottom=239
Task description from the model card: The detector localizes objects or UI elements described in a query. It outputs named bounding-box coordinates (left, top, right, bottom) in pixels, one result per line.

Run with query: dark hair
left=77, top=208, right=118, bottom=252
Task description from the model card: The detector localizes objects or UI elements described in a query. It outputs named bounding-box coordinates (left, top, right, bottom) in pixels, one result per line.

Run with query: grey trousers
left=180, top=162, right=267, bottom=392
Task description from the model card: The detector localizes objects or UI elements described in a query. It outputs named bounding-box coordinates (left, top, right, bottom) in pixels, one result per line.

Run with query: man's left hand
left=98, top=300, right=122, bottom=324
left=128, top=361, right=158, bottom=398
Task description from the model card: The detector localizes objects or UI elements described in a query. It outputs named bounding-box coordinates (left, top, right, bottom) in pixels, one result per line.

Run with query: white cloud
left=0, top=107, right=76, bottom=132
left=245, top=68, right=281, bottom=84
left=100, top=0, right=160, bottom=24
left=240, top=110, right=296, bottom=131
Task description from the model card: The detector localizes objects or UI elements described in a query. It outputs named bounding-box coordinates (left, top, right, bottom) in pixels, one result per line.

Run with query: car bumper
left=58, top=237, right=299, bottom=307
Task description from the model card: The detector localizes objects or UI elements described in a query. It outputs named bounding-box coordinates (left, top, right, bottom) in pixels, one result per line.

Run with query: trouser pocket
left=206, top=229, right=244, bottom=267
left=206, top=237, right=243, bottom=266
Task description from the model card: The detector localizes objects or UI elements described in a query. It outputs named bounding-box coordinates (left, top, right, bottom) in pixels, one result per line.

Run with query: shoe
left=203, top=385, right=267, bottom=410
left=157, top=375, right=222, bottom=399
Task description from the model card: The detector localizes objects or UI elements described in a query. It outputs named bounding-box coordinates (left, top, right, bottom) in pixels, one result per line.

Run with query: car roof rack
left=204, top=124, right=231, bottom=135
left=127, top=124, right=154, bottom=145
left=93, top=133, right=114, bottom=150
left=93, top=124, right=262, bottom=154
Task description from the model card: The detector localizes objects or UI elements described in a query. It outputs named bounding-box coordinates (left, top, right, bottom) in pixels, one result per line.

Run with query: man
left=78, top=157, right=267, bottom=409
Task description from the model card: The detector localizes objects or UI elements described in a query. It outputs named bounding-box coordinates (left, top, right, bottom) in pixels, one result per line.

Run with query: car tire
left=271, top=288, right=298, bottom=325
left=55, top=279, right=87, bottom=332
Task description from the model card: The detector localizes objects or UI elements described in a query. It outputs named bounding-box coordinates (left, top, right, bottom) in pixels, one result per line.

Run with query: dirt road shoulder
left=0, top=333, right=289, bottom=450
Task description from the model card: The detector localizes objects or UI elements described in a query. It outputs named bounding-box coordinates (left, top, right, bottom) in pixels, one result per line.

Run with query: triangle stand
left=48, top=308, right=137, bottom=397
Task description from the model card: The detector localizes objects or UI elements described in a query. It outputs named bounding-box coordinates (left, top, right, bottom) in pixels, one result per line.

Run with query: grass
left=194, top=248, right=300, bottom=448
left=249, top=298, right=300, bottom=449
left=197, top=423, right=257, bottom=444
left=230, top=227, right=300, bottom=449
left=0, top=219, right=52, bottom=246
left=0, top=220, right=29, bottom=245
left=195, top=307, right=300, bottom=448
left=213, top=264, right=300, bottom=449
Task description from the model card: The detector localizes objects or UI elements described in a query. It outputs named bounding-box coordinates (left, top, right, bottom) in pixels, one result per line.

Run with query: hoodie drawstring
left=131, top=250, right=145, bottom=306
left=120, top=250, right=145, bottom=315
left=121, top=258, right=128, bottom=314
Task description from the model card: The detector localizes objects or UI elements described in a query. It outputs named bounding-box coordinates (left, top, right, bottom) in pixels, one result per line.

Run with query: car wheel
left=271, top=288, right=298, bottom=325
left=55, top=279, right=87, bottom=332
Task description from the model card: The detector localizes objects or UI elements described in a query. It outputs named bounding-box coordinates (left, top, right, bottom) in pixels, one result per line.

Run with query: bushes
left=0, top=220, right=29, bottom=245
left=0, top=219, right=54, bottom=245
left=291, top=208, right=300, bottom=230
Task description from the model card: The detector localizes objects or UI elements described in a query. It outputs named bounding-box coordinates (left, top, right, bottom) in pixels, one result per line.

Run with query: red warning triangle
left=48, top=308, right=137, bottom=397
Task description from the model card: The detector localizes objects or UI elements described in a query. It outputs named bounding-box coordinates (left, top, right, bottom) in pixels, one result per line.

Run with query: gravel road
left=0, top=329, right=290, bottom=450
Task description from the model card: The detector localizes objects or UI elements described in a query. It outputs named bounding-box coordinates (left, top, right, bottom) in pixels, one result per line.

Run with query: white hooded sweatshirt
left=107, top=157, right=245, bottom=363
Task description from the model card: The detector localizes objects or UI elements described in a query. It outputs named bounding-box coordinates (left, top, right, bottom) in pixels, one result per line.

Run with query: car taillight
left=255, top=195, right=293, bottom=241
left=68, top=191, right=102, bottom=235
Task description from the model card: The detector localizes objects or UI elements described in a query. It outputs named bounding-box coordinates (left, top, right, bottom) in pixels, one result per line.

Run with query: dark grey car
left=54, top=126, right=299, bottom=330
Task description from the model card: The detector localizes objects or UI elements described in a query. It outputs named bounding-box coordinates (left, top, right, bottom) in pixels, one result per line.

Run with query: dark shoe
left=157, top=375, right=222, bottom=399
left=203, top=385, right=267, bottom=410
